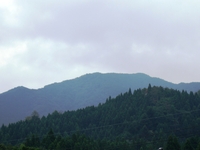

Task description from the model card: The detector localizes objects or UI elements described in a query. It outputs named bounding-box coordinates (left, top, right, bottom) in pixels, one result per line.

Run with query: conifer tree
left=165, top=135, right=181, bottom=150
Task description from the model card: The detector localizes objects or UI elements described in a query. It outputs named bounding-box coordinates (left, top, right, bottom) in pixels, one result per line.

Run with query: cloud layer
left=0, top=0, right=200, bottom=93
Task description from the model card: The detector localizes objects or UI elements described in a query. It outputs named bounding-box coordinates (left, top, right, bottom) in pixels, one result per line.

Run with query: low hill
left=0, top=72, right=200, bottom=125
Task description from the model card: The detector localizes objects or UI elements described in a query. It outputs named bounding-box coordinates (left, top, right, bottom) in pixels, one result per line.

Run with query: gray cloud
left=0, top=0, right=200, bottom=93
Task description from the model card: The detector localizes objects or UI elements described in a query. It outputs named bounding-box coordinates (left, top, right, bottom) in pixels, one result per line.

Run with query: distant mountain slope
left=0, top=72, right=200, bottom=125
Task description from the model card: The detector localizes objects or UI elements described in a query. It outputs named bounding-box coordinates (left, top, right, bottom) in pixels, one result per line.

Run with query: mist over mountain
left=1, top=72, right=200, bottom=125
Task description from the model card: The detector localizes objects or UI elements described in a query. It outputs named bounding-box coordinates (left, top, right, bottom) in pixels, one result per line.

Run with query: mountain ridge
left=0, top=72, right=200, bottom=125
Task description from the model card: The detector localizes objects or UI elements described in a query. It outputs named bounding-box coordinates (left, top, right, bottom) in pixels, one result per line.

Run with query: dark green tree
left=165, top=135, right=181, bottom=150
left=197, top=142, right=200, bottom=150
left=0, top=144, right=6, bottom=150
left=42, top=128, right=55, bottom=149
left=183, top=139, right=193, bottom=150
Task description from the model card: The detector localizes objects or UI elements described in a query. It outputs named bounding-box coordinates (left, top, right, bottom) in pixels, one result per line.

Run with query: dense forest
left=1, top=85, right=200, bottom=149
left=2, top=72, right=200, bottom=126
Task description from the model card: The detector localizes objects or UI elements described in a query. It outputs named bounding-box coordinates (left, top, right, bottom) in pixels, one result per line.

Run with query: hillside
left=1, top=86, right=200, bottom=149
left=0, top=72, right=200, bottom=125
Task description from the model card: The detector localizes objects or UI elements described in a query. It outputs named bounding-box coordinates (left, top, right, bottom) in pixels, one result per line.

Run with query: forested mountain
left=1, top=86, right=200, bottom=150
left=1, top=72, right=200, bottom=125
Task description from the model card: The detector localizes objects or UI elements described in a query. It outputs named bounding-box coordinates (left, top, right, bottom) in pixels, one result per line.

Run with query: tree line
left=1, top=85, right=200, bottom=149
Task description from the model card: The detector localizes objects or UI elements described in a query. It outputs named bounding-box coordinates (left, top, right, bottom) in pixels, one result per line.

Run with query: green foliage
left=165, top=135, right=181, bottom=150
left=0, top=144, right=6, bottom=150
left=183, top=139, right=193, bottom=150
left=24, top=134, right=40, bottom=148
left=1, top=86, right=200, bottom=149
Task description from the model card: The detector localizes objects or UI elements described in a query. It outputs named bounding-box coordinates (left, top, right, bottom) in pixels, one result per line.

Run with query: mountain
left=0, top=72, right=200, bottom=125
left=1, top=86, right=200, bottom=149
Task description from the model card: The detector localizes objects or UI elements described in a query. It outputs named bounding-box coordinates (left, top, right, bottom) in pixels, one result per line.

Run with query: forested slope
left=1, top=85, right=200, bottom=149
left=1, top=72, right=200, bottom=126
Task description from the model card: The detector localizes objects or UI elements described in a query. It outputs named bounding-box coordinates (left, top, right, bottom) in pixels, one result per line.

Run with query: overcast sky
left=0, top=0, right=200, bottom=93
